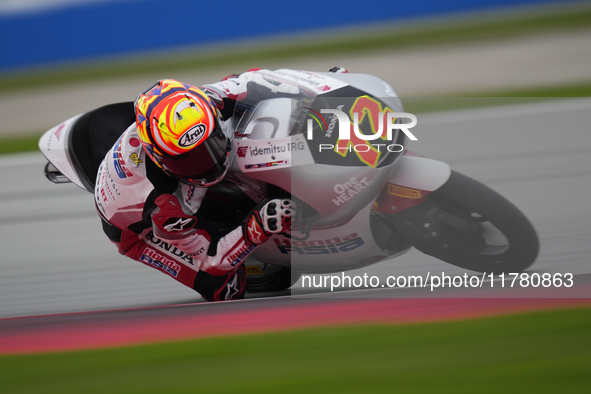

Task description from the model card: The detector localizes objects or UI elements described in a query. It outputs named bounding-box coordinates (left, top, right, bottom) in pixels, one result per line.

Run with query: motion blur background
left=0, top=0, right=578, bottom=72
left=1, top=0, right=590, bottom=139
left=1, top=1, right=590, bottom=392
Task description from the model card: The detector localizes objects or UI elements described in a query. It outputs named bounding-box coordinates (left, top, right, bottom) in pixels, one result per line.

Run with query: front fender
left=374, top=155, right=451, bottom=213
left=388, top=155, right=451, bottom=191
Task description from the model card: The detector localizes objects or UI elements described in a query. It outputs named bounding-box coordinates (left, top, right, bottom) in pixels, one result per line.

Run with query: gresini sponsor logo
left=145, top=232, right=194, bottom=265
left=140, top=247, right=181, bottom=277
left=305, top=96, right=417, bottom=168
left=274, top=233, right=365, bottom=255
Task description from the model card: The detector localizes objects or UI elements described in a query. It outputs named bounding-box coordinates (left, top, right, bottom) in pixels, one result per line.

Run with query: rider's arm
left=151, top=194, right=294, bottom=276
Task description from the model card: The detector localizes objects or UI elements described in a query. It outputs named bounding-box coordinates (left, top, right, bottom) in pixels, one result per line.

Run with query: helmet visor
left=157, top=122, right=230, bottom=186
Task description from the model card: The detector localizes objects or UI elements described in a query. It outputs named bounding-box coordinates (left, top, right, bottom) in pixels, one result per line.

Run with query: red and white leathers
left=94, top=121, right=258, bottom=283
left=94, top=69, right=295, bottom=300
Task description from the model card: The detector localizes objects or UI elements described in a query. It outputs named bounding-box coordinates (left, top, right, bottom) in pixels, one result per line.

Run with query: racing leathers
left=94, top=70, right=294, bottom=301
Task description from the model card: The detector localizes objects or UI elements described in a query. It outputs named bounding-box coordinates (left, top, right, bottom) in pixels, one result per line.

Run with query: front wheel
left=387, top=171, right=539, bottom=273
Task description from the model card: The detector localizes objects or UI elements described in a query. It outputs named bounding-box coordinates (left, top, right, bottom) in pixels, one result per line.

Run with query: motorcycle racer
left=95, top=77, right=294, bottom=301
left=39, top=67, right=539, bottom=301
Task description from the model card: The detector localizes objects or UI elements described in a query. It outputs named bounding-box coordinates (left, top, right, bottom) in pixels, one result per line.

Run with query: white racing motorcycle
left=39, top=69, right=539, bottom=293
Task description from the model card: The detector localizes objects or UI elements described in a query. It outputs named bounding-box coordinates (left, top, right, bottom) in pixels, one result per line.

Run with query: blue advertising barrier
left=0, top=0, right=563, bottom=72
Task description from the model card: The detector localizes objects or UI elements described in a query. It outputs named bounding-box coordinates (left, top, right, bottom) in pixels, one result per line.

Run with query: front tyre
left=388, top=171, right=539, bottom=273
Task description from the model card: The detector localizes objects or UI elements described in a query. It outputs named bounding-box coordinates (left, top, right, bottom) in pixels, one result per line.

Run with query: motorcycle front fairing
left=226, top=70, right=416, bottom=271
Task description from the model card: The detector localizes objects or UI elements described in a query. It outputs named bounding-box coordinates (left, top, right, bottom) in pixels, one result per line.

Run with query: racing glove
left=243, top=198, right=295, bottom=245
left=151, top=194, right=206, bottom=257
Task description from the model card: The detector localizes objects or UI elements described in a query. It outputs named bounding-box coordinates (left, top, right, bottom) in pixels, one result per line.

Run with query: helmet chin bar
left=155, top=131, right=231, bottom=188
left=174, top=154, right=231, bottom=188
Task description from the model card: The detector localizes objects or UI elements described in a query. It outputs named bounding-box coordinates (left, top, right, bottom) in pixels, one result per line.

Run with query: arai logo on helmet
left=178, top=124, right=207, bottom=147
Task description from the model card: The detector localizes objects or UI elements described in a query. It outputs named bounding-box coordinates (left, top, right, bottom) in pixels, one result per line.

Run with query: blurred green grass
left=1, top=306, right=590, bottom=393
left=0, top=134, right=43, bottom=156
left=402, top=83, right=591, bottom=114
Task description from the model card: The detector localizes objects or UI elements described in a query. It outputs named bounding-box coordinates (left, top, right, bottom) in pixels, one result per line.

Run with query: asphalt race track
left=1, top=98, right=590, bottom=349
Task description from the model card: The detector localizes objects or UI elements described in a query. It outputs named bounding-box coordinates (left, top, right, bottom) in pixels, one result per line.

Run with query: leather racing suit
left=94, top=69, right=294, bottom=301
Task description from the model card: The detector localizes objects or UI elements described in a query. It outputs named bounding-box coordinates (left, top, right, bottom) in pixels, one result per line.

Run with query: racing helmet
left=135, top=79, right=231, bottom=187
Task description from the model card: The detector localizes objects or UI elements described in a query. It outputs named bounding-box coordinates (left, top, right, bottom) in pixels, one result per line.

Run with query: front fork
left=369, top=152, right=453, bottom=255
left=372, top=154, right=486, bottom=258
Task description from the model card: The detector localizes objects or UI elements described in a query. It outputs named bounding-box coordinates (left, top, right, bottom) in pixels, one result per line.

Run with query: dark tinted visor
left=158, top=122, right=230, bottom=185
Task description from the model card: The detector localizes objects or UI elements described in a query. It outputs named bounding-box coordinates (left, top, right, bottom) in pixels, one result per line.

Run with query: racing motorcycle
left=38, top=69, right=539, bottom=293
